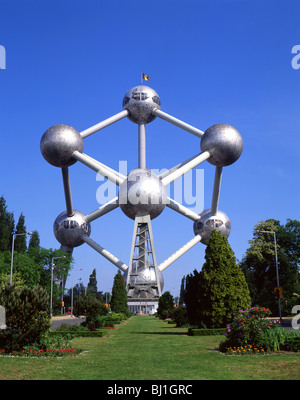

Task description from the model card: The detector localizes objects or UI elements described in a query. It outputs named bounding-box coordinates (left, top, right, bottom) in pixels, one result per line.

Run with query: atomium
left=41, top=81, right=243, bottom=313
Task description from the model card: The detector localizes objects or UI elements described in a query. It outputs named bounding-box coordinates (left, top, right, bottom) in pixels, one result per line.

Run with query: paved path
left=50, top=316, right=86, bottom=330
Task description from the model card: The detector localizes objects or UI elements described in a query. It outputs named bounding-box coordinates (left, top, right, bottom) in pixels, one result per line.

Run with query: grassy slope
left=0, top=315, right=299, bottom=380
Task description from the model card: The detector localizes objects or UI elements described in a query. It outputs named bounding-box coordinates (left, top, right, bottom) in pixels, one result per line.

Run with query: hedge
left=188, top=328, right=226, bottom=336
left=48, top=330, right=104, bottom=338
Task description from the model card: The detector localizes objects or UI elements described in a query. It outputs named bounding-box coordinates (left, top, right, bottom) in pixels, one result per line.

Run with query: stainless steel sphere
left=40, top=124, right=83, bottom=167
left=124, top=265, right=164, bottom=290
left=193, top=208, right=231, bottom=244
left=118, top=168, right=167, bottom=220
left=122, top=85, right=161, bottom=124
left=200, top=123, right=243, bottom=166
left=53, top=210, right=91, bottom=248
left=124, top=264, right=164, bottom=299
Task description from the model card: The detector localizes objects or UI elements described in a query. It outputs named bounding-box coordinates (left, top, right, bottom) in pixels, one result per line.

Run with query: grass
left=0, top=315, right=299, bottom=380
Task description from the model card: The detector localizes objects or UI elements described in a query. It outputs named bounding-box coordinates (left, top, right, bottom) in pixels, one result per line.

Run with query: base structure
left=127, top=300, right=158, bottom=315
left=124, top=215, right=163, bottom=313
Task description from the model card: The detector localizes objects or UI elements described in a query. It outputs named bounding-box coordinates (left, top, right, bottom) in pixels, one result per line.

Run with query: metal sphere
left=40, top=124, right=83, bottom=167
left=123, top=264, right=164, bottom=299
left=200, top=123, right=243, bottom=166
left=122, top=85, right=161, bottom=124
left=118, top=168, right=167, bottom=220
left=53, top=210, right=91, bottom=248
left=193, top=208, right=231, bottom=244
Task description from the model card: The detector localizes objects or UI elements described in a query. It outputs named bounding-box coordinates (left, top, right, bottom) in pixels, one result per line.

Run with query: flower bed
left=0, top=347, right=80, bottom=357
left=219, top=306, right=292, bottom=355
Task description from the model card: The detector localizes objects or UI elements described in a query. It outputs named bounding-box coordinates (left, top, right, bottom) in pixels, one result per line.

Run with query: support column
left=138, top=123, right=146, bottom=169
left=61, top=167, right=74, bottom=217
left=126, top=215, right=162, bottom=312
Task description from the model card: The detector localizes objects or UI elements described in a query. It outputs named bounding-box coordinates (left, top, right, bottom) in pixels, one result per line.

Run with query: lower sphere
left=118, top=168, right=167, bottom=220
left=123, top=264, right=164, bottom=299
left=53, top=210, right=91, bottom=248
left=193, top=208, right=231, bottom=244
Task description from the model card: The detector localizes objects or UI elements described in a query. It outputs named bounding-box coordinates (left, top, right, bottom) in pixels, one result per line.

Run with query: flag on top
left=142, top=73, right=149, bottom=81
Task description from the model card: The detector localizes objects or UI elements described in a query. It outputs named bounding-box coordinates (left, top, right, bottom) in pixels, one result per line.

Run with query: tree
left=179, top=275, right=186, bottom=305
left=28, top=230, right=40, bottom=249
left=110, top=270, right=129, bottom=315
left=14, top=213, right=27, bottom=252
left=87, top=268, right=97, bottom=296
left=240, top=219, right=300, bottom=315
left=157, top=291, right=174, bottom=319
left=0, top=196, right=14, bottom=251
left=0, top=250, right=42, bottom=287
left=185, top=230, right=251, bottom=328
left=28, top=247, right=72, bottom=307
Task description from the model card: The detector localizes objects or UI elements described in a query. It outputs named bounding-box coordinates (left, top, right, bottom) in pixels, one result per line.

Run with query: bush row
left=188, top=328, right=226, bottom=336
left=48, top=329, right=104, bottom=338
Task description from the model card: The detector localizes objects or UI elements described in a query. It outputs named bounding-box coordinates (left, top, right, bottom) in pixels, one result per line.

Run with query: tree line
left=0, top=195, right=116, bottom=314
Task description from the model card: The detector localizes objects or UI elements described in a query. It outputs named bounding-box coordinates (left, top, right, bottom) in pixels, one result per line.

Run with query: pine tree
left=14, top=213, right=27, bottom=253
left=110, top=270, right=128, bottom=314
left=87, top=268, right=98, bottom=296
left=185, top=230, right=251, bottom=328
left=28, top=230, right=40, bottom=249
left=179, top=275, right=186, bottom=305
left=0, top=196, right=15, bottom=251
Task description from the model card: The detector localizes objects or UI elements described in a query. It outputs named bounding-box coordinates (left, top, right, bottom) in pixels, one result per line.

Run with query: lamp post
left=50, top=256, right=66, bottom=316
left=71, top=269, right=83, bottom=317
left=257, top=230, right=282, bottom=321
left=10, top=232, right=32, bottom=284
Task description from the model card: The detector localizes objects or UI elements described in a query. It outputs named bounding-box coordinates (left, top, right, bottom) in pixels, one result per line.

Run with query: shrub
left=173, top=306, right=189, bottom=327
left=73, top=294, right=108, bottom=326
left=188, top=328, right=226, bottom=336
left=157, top=291, right=174, bottom=320
left=281, top=336, right=300, bottom=352
left=219, top=306, right=285, bottom=354
left=0, top=283, right=51, bottom=352
left=48, top=329, right=103, bottom=338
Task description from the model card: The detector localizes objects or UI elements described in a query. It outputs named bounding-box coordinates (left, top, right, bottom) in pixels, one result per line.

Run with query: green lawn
left=0, top=315, right=299, bottom=380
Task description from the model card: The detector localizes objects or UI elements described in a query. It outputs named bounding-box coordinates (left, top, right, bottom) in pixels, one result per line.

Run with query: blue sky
left=0, top=0, right=299, bottom=297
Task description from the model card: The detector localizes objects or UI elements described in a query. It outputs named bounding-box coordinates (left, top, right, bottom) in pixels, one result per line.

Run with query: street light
left=50, top=256, right=66, bottom=316
left=257, top=230, right=282, bottom=321
left=10, top=232, right=32, bottom=284
left=71, top=269, right=83, bottom=317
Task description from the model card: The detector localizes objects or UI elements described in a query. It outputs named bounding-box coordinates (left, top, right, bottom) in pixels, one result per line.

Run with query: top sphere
left=40, top=124, right=83, bottom=167
left=200, top=123, right=243, bottom=166
left=122, top=85, right=161, bottom=124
